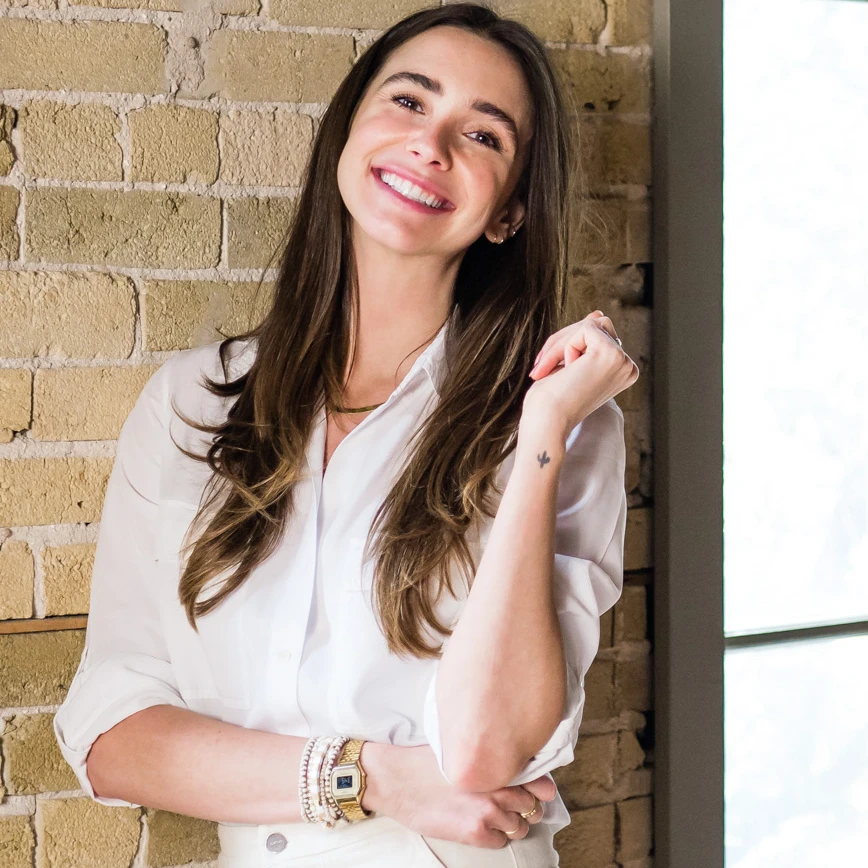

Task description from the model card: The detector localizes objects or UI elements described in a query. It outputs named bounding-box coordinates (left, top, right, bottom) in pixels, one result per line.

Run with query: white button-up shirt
left=53, top=310, right=627, bottom=837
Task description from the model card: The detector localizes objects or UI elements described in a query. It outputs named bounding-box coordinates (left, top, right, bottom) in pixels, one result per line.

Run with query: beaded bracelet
left=298, top=736, right=319, bottom=823
left=306, top=736, right=332, bottom=825
left=299, top=735, right=353, bottom=827
left=318, top=736, right=350, bottom=827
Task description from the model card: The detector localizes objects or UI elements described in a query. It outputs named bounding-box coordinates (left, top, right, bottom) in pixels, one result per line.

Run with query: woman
left=53, top=3, right=639, bottom=866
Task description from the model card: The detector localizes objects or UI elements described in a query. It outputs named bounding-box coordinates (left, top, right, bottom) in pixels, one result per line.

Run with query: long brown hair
left=172, top=2, right=586, bottom=659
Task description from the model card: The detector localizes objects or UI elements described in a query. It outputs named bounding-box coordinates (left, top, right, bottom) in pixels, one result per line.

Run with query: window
left=653, top=1, right=868, bottom=865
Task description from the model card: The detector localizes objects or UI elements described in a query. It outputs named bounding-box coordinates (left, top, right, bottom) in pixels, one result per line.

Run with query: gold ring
left=520, top=796, right=540, bottom=819
left=504, top=822, right=522, bottom=836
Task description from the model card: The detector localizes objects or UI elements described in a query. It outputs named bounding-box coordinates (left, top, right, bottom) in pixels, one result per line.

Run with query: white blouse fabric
left=53, top=310, right=628, bottom=837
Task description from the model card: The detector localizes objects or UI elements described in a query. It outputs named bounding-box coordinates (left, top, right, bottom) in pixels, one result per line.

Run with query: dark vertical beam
left=652, top=1, right=724, bottom=866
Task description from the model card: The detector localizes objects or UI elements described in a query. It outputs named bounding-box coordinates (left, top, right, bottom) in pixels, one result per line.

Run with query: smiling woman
left=51, top=3, right=636, bottom=867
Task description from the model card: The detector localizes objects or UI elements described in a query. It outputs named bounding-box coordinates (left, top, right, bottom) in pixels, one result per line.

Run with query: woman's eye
left=391, top=94, right=503, bottom=152
left=392, top=94, right=421, bottom=112
left=469, top=131, right=502, bottom=151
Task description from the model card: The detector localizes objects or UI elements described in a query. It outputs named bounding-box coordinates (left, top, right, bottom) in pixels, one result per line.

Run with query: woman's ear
left=485, top=197, right=526, bottom=243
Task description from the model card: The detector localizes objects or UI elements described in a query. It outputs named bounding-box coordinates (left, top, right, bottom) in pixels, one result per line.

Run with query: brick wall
left=0, top=1, right=653, bottom=865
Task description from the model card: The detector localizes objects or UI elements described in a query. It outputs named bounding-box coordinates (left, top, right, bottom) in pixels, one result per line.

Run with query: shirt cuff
left=422, top=661, right=585, bottom=788
left=53, top=652, right=188, bottom=808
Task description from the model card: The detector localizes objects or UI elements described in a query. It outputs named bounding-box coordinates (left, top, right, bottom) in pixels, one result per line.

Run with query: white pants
left=217, top=814, right=560, bottom=867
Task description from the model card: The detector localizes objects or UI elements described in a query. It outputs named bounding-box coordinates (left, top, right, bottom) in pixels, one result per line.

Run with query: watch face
left=331, top=765, right=361, bottom=797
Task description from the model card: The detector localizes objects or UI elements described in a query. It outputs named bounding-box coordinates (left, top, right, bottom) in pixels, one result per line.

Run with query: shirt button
left=279, top=648, right=293, bottom=662
left=265, top=832, right=287, bottom=852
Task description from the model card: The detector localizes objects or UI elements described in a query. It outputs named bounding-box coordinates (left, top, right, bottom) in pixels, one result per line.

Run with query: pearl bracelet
left=299, top=735, right=352, bottom=827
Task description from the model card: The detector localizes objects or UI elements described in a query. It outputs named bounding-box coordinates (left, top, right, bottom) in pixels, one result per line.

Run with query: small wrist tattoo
left=537, top=450, right=551, bottom=468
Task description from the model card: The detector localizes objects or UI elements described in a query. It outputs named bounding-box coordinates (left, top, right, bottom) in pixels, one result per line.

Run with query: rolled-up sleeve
left=423, top=397, right=627, bottom=786
left=53, top=357, right=189, bottom=808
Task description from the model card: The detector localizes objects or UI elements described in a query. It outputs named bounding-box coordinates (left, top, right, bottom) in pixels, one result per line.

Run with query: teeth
left=379, top=170, right=446, bottom=209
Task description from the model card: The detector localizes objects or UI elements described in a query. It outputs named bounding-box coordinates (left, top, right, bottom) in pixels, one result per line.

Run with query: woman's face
left=336, top=25, right=534, bottom=257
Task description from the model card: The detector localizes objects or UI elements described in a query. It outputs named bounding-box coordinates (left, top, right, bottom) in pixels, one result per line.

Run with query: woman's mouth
left=371, top=168, right=453, bottom=214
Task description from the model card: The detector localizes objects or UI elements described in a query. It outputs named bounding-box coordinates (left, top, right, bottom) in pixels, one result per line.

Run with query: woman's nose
left=405, top=125, right=451, bottom=167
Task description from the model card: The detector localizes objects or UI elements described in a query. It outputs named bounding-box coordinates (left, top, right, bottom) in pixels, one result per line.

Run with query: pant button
left=265, top=832, right=287, bottom=852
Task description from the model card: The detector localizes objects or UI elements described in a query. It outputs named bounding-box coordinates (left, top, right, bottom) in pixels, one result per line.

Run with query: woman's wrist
left=359, top=741, right=394, bottom=816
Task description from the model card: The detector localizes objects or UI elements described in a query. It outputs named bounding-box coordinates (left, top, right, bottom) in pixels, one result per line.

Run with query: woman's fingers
left=531, top=315, right=622, bottom=380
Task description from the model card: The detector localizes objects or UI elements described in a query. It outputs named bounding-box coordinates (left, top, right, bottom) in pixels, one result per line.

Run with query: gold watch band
left=334, top=738, right=371, bottom=821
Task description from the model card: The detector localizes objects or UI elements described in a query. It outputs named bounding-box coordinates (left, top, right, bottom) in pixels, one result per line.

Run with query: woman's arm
left=86, top=704, right=558, bottom=843
left=430, top=318, right=633, bottom=793
left=432, top=409, right=570, bottom=790
left=84, top=704, right=392, bottom=824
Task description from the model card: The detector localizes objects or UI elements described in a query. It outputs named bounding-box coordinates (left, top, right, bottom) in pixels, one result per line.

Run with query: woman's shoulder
left=158, top=336, right=258, bottom=396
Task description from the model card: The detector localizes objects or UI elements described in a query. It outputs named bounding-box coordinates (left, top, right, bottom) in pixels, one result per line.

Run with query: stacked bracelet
left=298, top=735, right=352, bottom=827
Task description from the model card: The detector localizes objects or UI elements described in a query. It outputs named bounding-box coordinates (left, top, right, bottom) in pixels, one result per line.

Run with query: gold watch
left=329, top=738, right=372, bottom=821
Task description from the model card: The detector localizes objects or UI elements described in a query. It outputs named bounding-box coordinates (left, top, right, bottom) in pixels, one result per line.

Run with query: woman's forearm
left=85, top=704, right=392, bottom=824
left=435, top=412, right=570, bottom=792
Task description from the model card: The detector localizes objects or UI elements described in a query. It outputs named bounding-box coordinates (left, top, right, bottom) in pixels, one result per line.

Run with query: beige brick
left=32, top=365, right=158, bottom=441
left=26, top=188, right=220, bottom=269
left=622, top=409, right=651, bottom=496
left=72, top=0, right=180, bottom=8
left=614, top=654, right=652, bottom=712
left=227, top=196, right=297, bottom=269
left=143, top=279, right=273, bottom=352
left=19, top=101, right=122, bottom=182
left=0, top=816, right=35, bottom=868
left=554, top=804, right=615, bottom=867
left=613, top=585, right=646, bottom=643
left=35, top=797, right=140, bottom=868
left=0, top=105, right=16, bottom=176
left=614, top=303, right=651, bottom=365
left=0, top=369, right=31, bottom=442
left=201, top=30, right=354, bottom=103
left=624, top=507, right=651, bottom=571
left=583, top=658, right=614, bottom=721
left=617, top=730, right=646, bottom=775
left=271, top=0, right=425, bottom=29
left=0, top=19, right=167, bottom=94
left=220, top=110, right=314, bottom=187
left=0, top=457, right=112, bottom=527
left=42, top=544, right=96, bottom=616
left=0, top=630, right=84, bottom=707
left=130, top=104, right=219, bottom=184
left=2, top=713, right=79, bottom=794
left=608, top=0, right=652, bottom=46
left=0, top=271, right=135, bottom=360
left=0, top=540, right=34, bottom=619
left=563, top=265, right=646, bottom=329
left=146, top=810, right=220, bottom=867
left=469, top=0, right=607, bottom=43
left=69, top=0, right=256, bottom=9
left=6, top=0, right=58, bottom=7
left=617, top=796, right=652, bottom=861
left=582, top=119, right=652, bottom=190
left=572, top=197, right=651, bottom=266
left=598, top=605, right=613, bottom=649
left=616, top=338, right=651, bottom=413
left=0, top=185, right=19, bottom=260
left=549, top=48, right=651, bottom=115
left=215, top=0, right=259, bottom=12
left=566, top=732, right=618, bottom=794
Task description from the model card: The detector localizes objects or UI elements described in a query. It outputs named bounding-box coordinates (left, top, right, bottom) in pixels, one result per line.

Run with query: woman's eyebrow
left=379, top=70, right=519, bottom=148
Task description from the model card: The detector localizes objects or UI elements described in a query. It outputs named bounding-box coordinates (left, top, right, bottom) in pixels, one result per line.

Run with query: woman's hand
left=523, top=310, right=640, bottom=439
left=360, top=743, right=557, bottom=849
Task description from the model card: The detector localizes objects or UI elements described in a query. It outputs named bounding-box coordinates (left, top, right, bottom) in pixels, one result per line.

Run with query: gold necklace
left=327, top=398, right=385, bottom=414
